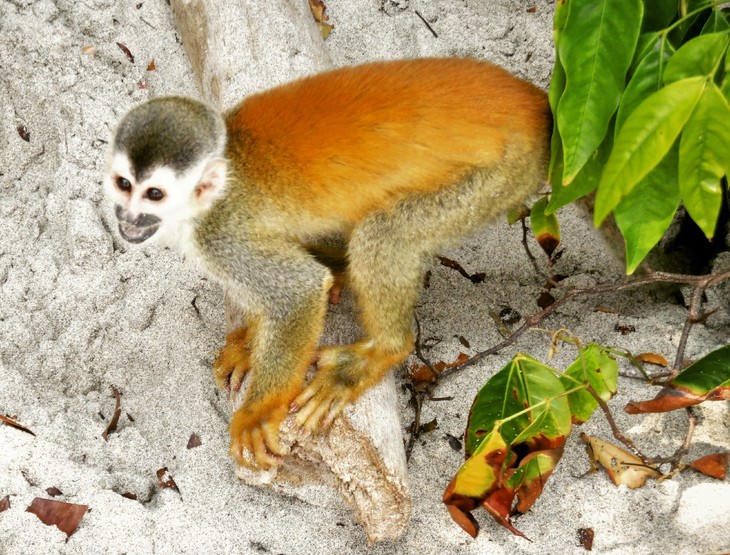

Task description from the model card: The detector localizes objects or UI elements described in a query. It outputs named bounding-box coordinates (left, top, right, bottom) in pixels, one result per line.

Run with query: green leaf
left=664, top=32, right=730, bottom=83
left=679, top=83, right=730, bottom=237
left=548, top=55, right=567, bottom=189
left=626, top=344, right=730, bottom=413
left=556, top=0, right=643, bottom=184
left=617, top=35, right=676, bottom=131
left=672, top=344, right=730, bottom=395
left=547, top=121, right=614, bottom=214
left=701, top=8, right=730, bottom=34
left=559, top=344, right=618, bottom=423
left=641, top=0, right=678, bottom=32
left=530, top=197, right=561, bottom=257
left=593, top=76, right=706, bottom=225
left=615, top=147, right=680, bottom=274
left=465, top=354, right=571, bottom=455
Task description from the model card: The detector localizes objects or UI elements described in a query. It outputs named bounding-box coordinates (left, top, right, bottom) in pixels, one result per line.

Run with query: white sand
left=1, top=1, right=728, bottom=554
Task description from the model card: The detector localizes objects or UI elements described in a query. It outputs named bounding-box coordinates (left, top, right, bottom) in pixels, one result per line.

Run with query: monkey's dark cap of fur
left=114, top=96, right=223, bottom=180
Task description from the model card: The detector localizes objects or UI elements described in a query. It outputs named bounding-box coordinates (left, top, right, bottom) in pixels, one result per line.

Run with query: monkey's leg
left=305, top=237, right=349, bottom=304
left=222, top=246, right=332, bottom=468
left=294, top=210, right=425, bottom=430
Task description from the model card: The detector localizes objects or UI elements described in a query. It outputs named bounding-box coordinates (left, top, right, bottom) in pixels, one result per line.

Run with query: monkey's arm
left=203, top=236, right=332, bottom=467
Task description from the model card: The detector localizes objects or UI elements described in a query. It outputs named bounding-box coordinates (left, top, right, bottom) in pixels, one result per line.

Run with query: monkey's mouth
left=118, top=222, right=159, bottom=243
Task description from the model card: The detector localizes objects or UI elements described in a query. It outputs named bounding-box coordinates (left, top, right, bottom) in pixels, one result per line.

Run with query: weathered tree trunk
left=171, top=0, right=412, bottom=542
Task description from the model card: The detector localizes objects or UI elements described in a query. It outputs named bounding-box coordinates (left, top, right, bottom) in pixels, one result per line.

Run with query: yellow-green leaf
left=679, top=83, right=730, bottom=237
left=594, top=76, right=706, bottom=225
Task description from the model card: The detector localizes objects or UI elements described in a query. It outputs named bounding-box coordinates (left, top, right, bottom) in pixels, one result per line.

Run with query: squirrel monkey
left=104, top=57, right=551, bottom=468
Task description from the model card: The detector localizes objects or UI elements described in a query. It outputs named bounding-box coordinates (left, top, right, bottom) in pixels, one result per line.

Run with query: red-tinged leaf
left=116, top=42, right=134, bottom=63
left=102, top=386, right=122, bottom=441
left=530, top=197, right=561, bottom=257
left=147, top=59, right=156, bottom=71
left=0, top=495, right=9, bottom=512
left=581, top=434, right=660, bottom=487
left=481, top=487, right=528, bottom=540
left=156, top=467, right=180, bottom=493
left=45, top=487, right=63, bottom=497
left=187, top=433, right=202, bottom=449
left=626, top=344, right=730, bottom=413
left=508, top=441, right=565, bottom=513
left=577, top=527, right=595, bottom=551
left=121, top=492, right=137, bottom=500
left=17, top=125, right=30, bottom=142
left=688, top=453, right=728, bottom=480
left=0, top=414, right=35, bottom=436
left=634, top=352, right=669, bottom=367
left=26, top=498, right=88, bottom=537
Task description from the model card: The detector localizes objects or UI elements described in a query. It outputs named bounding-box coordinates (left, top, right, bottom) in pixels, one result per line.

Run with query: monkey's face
left=104, top=151, right=227, bottom=247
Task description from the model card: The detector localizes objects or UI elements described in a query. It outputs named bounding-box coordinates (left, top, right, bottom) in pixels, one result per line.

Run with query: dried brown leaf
left=308, top=0, right=328, bottom=22
left=156, top=467, right=180, bottom=493
left=187, top=433, right=202, bottom=449
left=147, top=59, right=156, bottom=71
left=688, top=452, right=728, bottom=480
left=577, top=527, right=594, bottom=551
left=17, top=125, right=30, bottom=142
left=0, top=495, right=9, bottom=512
left=0, top=414, right=35, bottom=436
left=26, top=498, right=88, bottom=537
left=121, top=492, right=138, bottom=500
left=116, top=42, right=134, bottom=63
left=635, top=352, right=669, bottom=367
left=101, top=386, right=122, bottom=441
left=45, top=487, right=63, bottom=497
left=81, top=45, right=95, bottom=56
left=581, top=434, right=660, bottom=488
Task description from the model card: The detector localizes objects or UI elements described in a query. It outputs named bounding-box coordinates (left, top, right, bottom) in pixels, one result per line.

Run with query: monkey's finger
left=262, top=420, right=285, bottom=457
left=230, top=429, right=256, bottom=467
left=321, top=397, right=348, bottom=429
left=301, top=399, right=332, bottom=432
left=251, top=428, right=281, bottom=468
left=229, top=363, right=249, bottom=392
left=293, top=395, right=321, bottom=426
left=213, top=364, right=232, bottom=390
left=291, top=383, right=320, bottom=412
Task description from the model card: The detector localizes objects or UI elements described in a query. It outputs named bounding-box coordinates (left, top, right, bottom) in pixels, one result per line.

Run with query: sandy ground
left=1, top=1, right=729, bottom=554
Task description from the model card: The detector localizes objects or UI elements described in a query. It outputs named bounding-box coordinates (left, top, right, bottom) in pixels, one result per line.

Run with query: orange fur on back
left=224, top=57, right=550, bottom=225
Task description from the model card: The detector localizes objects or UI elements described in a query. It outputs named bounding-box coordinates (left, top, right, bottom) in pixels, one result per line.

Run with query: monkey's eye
left=116, top=176, right=132, bottom=192
left=145, top=188, right=165, bottom=202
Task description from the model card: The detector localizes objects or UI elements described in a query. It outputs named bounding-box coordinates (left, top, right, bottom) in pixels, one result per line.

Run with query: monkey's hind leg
left=293, top=209, right=426, bottom=430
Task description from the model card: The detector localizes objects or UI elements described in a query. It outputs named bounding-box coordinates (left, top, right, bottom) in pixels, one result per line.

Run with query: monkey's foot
left=292, top=341, right=409, bottom=431
left=229, top=406, right=287, bottom=469
left=213, top=327, right=251, bottom=391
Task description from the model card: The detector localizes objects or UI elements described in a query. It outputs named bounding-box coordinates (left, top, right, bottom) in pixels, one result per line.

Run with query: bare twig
left=414, top=10, right=438, bottom=37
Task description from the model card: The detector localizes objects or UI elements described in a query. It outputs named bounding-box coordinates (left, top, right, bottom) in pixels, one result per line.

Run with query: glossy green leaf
left=557, top=0, right=642, bottom=184
left=679, top=83, right=730, bottom=237
left=701, top=8, right=730, bottom=34
left=530, top=197, right=561, bottom=257
left=615, top=147, right=680, bottom=273
left=547, top=123, right=613, bottom=214
left=559, top=344, right=619, bottom=423
left=641, top=0, right=678, bottom=32
left=465, top=354, right=571, bottom=456
left=617, top=35, right=676, bottom=131
left=672, top=344, right=730, bottom=394
left=594, top=76, right=706, bottom=225
left=664, top=32, right=730, bottom=83
left=626, top=344, right=730, bottom=413
left=548, top=55, right=566, bottom=190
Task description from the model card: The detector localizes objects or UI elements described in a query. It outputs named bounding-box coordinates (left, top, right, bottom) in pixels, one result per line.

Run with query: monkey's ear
left=195, top=158, right=228, bottom=209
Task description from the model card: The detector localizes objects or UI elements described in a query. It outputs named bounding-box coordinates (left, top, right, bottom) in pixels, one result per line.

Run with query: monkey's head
left=104, top=96, right=227, bottom=245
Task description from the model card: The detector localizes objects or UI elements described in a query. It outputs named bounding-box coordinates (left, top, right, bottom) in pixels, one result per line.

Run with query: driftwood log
left=171, top=0, right=412, bottom=542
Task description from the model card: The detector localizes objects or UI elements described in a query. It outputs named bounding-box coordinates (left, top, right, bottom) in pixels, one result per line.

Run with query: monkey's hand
left=229, top=403, right=288, bottom=469
left=213, top=327, right=252, bottom=391
left=292, top=341, right=409, bottom=431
